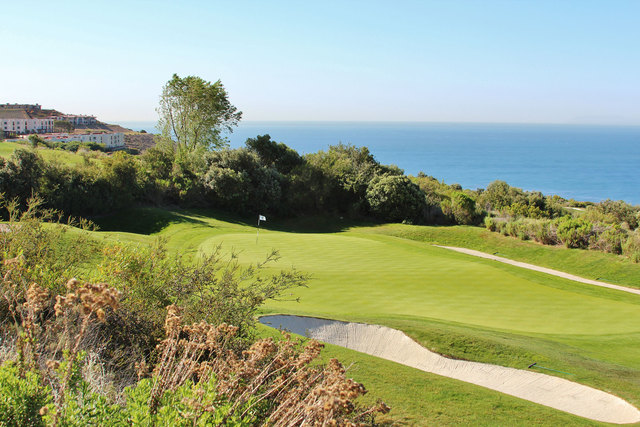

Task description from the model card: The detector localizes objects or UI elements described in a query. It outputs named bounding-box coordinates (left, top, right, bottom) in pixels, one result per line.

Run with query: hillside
left=123, top=132, right=156, bottom=151
left=73, top=122, right=133, bottom=133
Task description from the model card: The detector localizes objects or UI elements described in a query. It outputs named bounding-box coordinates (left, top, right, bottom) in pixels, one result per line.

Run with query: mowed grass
left=364, top=223, right=640, bottom=288
left=201, top=231, right=640, bottom=337
left=95, top=208, right=640, bottom=425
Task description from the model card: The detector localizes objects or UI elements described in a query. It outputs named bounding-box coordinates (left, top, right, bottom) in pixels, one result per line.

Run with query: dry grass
left=1, top=252, right=388, bottom=425
left=142, top=303, right=389, bottom=425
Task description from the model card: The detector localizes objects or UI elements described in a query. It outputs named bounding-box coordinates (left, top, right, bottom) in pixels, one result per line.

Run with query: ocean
left=117, top=121, right=640, bottom=205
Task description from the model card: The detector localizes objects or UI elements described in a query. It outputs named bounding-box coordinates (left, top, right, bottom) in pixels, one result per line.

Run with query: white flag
left=259, top=215, right=266, bottom=221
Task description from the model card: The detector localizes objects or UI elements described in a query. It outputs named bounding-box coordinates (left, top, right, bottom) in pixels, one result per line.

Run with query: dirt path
left=435, top=245, right=640, bottom=296
left=261, top=315, right=640, bottom=424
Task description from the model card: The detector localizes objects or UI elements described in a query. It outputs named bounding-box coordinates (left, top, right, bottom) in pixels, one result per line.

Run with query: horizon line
left=108, top=119, right=640, bottom=128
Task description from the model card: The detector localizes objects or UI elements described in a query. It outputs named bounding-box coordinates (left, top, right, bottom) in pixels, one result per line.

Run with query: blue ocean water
left=117, top=121, right=640, bottom=205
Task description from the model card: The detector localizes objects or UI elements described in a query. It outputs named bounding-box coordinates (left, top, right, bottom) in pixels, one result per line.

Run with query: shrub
left=202, top=149, right=284, bottom=214
left=366, top=175, right=427, bottom=223
left=623, top=232, right=640, bottom=263
left=531, top=219, right=558, bottom=245
left=0, top=362, right=51, bottom=426
left=589, top=226, right=626, bottom=254
left=507, top=202, right=547, bottom=219
left=478, top=180, right=512, bottom=211
left=448, top=191, right=478, bottom=225
left=484, top=216, right=498, bottom=232
left=98, top=241, right=308, bottom=343
left=556, top=217, right=594, bottom=249
left=245, top=134, right=304, bottom=174
left=585, top=199, right=639, bottom=230
left=28, top=134, right=45, bottom=148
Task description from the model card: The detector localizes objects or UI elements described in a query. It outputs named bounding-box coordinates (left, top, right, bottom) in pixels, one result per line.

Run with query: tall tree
left=157, top=74, right=242, bottom=155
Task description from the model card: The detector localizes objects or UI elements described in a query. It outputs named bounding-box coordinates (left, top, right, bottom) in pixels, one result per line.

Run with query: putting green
left=200, top=230, right=640, bottom=336
left=95, top=209, right=640, bottom=423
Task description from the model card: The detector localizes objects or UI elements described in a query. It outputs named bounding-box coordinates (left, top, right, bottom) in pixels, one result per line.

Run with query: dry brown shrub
left=144, top=305, right=390, bottom=425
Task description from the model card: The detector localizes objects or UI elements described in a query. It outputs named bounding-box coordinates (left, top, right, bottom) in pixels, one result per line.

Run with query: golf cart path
left=261, top=315, right=640, bottom=424
left=435, top=245, right=640, bottom=296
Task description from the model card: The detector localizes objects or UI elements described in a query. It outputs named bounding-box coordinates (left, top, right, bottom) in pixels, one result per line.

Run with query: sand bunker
left=260, top=314, right=640, bottom=424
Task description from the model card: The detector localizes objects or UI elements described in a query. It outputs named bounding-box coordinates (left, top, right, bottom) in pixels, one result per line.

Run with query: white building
left=37, top=132, right=125, bottom=149
left=0, top=110, right=54, bottom=134
left=51, top=114, right=97, bottom=126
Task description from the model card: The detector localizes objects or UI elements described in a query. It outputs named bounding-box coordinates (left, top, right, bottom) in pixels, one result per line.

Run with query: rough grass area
left=365, top=223, right=640, bottom=288
left=0, top=141, right=101, bottom=166
left=94, top=208, right=640, bottom=425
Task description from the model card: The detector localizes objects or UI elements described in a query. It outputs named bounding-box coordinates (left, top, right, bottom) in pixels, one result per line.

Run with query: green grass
left=0, top=141, right=99, bottom=166
left=94, top=208, right=640, bottom=425
left=257, top=324, right=598, bottom=426
left=364, top=223, right=640, bottom=288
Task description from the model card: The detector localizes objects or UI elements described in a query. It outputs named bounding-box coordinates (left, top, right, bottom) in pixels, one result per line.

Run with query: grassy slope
left=0, top=141, right=99, bottom=166
left=364, top=224, right=640, bottom=288
left=94, top=208, right=640, bottom=425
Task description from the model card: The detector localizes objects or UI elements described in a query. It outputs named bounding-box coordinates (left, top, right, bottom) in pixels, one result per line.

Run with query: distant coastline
left=115, top=121, right=640, bottom=205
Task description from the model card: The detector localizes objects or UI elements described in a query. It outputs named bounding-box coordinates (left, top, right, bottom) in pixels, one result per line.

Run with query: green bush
left=448, top=191, right=479, bottom=225
left=98, top=241, right=308, bottom=343
left=585, top=199, right=639, bottom=230
left=589, top=226, right=626, bottom=254
left=556, top=217, right=594, bottom=249
left=40, top=353, right=121, bottom=426
left=366, top=175, right=427, bottom=223
left=623, top=232, right=640, bottom=263
left=0, top=362, right=51, bottom=426
left=484, top=216, right=498, bottom=232
left=202, top=149, right=284, bottom=214
left=531, top=219, right=558, bottom=245
left=122, top=377, right=252, bottom=426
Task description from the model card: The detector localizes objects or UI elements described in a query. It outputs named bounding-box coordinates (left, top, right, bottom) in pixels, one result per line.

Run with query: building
left=51, top=114, right=98, bottom=126
left=35, top=132, right=125, bottom=149
left=0, top=109, right=54, bottom=134
left=0, top=103, right=41, bottom=111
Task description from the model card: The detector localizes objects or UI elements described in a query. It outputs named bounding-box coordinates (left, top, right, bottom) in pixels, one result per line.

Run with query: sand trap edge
left=260, top=314, right=640, bottom=424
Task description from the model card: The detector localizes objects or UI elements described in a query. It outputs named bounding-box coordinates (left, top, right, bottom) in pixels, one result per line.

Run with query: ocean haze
left=117, top=121, right=640, bottom=205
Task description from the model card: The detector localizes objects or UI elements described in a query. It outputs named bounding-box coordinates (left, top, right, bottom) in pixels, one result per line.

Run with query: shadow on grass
left=92, top=207, right=211, bottom=235
left=93, top=206, right=379, bottom=235
left=185, top=209, right=377, bottom=233
left=265, top=215, right=378, bottom=234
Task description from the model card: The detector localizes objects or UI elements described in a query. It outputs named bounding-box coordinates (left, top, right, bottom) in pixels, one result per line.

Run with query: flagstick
left=256, top=218, right=260, bottom=244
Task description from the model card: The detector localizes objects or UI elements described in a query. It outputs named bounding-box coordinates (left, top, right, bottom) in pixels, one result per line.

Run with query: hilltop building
left=33, top=132, right=125, bottom=149
left=0, top=109, right=54, bottom=134
left=1, top=103, right=97, bottom=135
left=51, top=114, right=97, bottom=126
left=0, top=103, right=42, bottom=111
left=1, top=103, right=124, bottom=149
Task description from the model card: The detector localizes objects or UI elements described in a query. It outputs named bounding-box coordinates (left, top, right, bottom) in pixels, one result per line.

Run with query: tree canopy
left=157, top=74, right=242, bottom=155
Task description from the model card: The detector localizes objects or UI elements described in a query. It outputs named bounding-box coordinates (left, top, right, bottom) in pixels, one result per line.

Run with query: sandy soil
left=434, top=245, right=640, bottom=296
left=260, top=315, right=640, bottom=424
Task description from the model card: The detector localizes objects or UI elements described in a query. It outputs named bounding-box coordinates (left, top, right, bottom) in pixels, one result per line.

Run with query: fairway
left=95, top=209, right=640, bottom=424
left=200, top=230, right=640, bottom=336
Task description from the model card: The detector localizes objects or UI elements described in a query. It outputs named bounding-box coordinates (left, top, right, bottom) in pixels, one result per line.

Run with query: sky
left=1, top=0, right=639, bottom=125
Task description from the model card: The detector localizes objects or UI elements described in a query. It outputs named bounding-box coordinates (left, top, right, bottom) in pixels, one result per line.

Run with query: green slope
left=94, top=208, right=640, bottom=425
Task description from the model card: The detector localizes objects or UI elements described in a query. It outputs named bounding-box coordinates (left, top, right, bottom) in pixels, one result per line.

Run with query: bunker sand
left=261, top=314, right=640, bottom=424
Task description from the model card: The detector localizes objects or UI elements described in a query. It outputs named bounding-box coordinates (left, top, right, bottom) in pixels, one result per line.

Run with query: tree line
left=1, top=73, right=638, bottom=262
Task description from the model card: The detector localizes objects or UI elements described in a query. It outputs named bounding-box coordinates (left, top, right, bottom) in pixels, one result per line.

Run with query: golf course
left=95, top=207, right=640, bottom=426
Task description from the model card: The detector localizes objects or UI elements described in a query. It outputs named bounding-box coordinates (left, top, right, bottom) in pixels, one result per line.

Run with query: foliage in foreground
left=0, top=201, right=388, bottom=425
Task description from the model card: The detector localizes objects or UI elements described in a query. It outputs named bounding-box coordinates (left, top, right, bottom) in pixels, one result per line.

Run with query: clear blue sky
left=1, top=0, right=638, bottom=124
